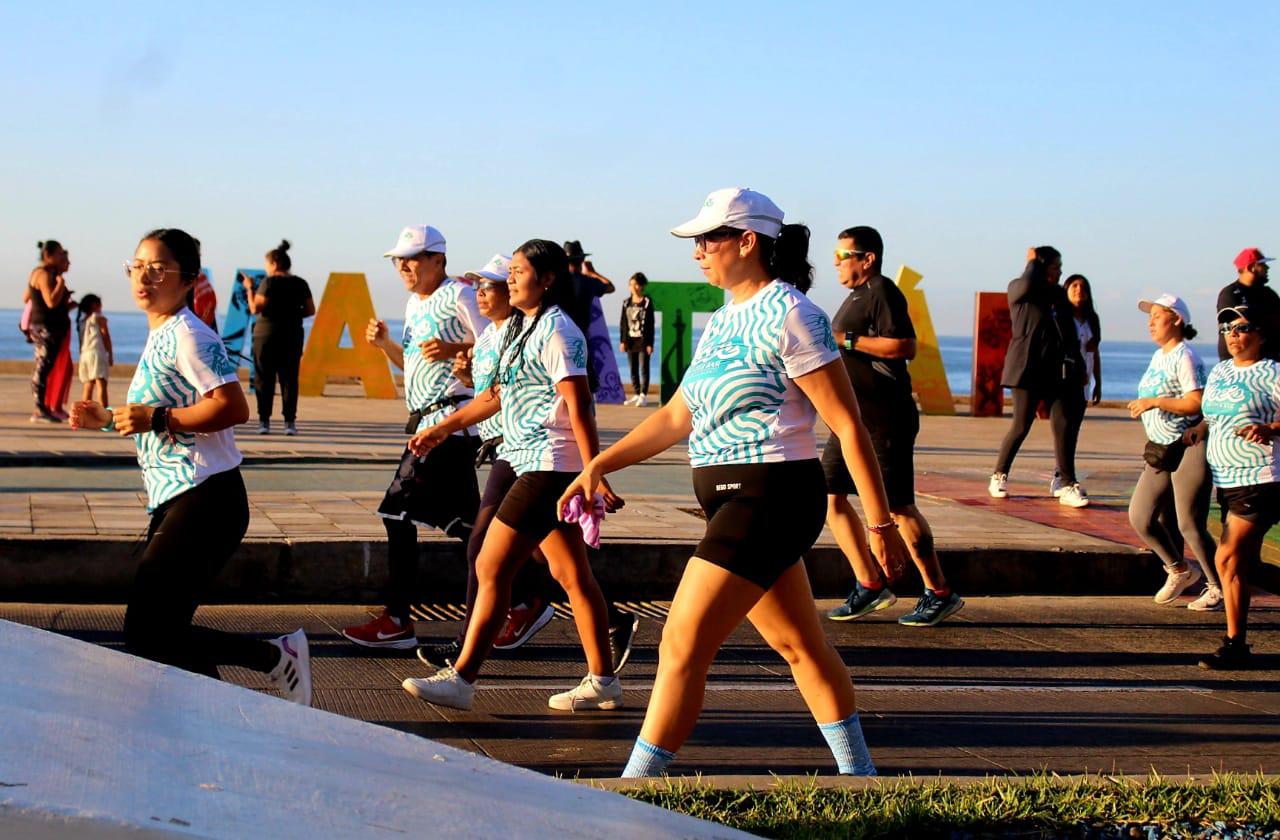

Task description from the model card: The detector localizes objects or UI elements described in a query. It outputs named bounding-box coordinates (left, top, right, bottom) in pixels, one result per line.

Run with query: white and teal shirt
left=127, top=308, right=243, bottom=511
left=1202, top=358, right=1280, bottom=488
left=1136, top=341, right=1206, bottom=445
left=681, top=280, right=840, bottom=467
left=402, top=279, right=488, bottom=433
left=498, top=306, right=589, bottom=475
left=470, top=319, right=505, bottom=443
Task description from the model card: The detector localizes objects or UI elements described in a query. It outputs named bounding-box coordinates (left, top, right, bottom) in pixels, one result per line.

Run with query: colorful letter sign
left=645, top=282, right=725, bottom=403
left=894, top=265, right=954, bottom=415
left=299, top=273, right=397, bottom=399
left=972, top=292, right=1012, bottom=417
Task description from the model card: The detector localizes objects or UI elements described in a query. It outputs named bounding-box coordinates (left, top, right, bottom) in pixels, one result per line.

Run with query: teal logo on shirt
left=1203, top=383, right=1249, bottom=416
left=807, top=312, right=837, bottom=352
left=566, top=337, right=586, bottom=370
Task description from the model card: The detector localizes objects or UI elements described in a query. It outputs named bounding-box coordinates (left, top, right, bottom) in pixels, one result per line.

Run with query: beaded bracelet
left=867, top=520, right=898, bottom=535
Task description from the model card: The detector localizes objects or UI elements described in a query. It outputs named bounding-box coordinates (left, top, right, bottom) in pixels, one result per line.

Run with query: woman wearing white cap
left=400, top=239, right=622, bottom=712
left=1126, top=295, right=1220, bottom=610
left=1189, top=305, right=1280, bottom=669
left=557, top=188, right=910, bottom=778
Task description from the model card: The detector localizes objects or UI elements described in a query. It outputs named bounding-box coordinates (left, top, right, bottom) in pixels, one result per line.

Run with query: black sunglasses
left=693, top=228, right=743, bottom=250
left=1219, top=322, right=1259, bottom=336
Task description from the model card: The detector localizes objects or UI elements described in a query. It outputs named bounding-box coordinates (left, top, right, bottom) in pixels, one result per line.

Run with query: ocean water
left=1, top=309, right=1216, bottom=401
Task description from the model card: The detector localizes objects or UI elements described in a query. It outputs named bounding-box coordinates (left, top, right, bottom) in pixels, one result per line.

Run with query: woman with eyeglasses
left=69, top=229, right=311, bottom=704
left=1126, top=295, right=1220, bottom=610
left=557, top=188, right=910, bottom=778
left=400, top=240, right=623, bottom=713
left=1188, top=305, right=1280, bottom=670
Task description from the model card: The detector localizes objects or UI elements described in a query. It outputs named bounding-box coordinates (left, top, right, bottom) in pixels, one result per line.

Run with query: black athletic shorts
left=1217, top=483, right=1280, bottom=530
left=821, top=406, right=918, bottom=508
left=378, top=435, right=480, bottom=531
left=692, top=459, right=827, bottom=590
left=495, top=470, right=578, bottom=542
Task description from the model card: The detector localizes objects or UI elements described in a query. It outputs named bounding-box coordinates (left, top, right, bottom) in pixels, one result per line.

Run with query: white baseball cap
left=464, top=253, right=512, bottom=283
left=1138, top=294, right=1192, bottom=327
left=384, top=225, right=446, bottom=258
left=671, top=187, right=785, bottom=239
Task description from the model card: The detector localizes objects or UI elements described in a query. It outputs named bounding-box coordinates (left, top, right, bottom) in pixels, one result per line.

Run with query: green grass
left=621, top=772, right=1280, bottom=838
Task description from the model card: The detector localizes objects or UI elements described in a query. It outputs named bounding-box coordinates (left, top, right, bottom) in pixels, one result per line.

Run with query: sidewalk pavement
left=1, top=375, right=1276, bottom=602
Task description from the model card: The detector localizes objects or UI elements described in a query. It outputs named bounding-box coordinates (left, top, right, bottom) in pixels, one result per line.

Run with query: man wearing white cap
left=342, top=225, right=490, bottom=651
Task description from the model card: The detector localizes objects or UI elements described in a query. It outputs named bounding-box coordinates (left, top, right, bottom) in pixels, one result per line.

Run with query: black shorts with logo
left=495, top=470, right=579, bottom=542
left=1217, top=483, right=1280, bottom=530
left=692, top=459, right=827, bottom=590
left=378, top=436, right=480, bottom=531
left=821, top=403, right=919, bottom=508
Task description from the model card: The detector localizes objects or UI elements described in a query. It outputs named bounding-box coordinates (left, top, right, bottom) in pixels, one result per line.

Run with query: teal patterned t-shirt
left=401, top=279, right=488, bottom=433
left=127, top=309, right=243, bottom=511
left=470, top=319, right=505, bottom=442
left=1136, top=342, right=1206, bottom=445
left=680, top=280, right=840, bottom=467
left=1203, top=358, right=1280, bottom=488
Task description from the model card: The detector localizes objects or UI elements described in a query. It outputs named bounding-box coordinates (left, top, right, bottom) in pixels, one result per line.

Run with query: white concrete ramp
left=0, top=620, right=748, bottom=839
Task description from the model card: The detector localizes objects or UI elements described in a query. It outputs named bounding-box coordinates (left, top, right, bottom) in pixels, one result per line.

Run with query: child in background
left=77, top=294, right=113, bottom=405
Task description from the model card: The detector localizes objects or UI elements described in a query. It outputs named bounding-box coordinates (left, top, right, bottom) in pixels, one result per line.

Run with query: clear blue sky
left=3, top=1, right=1276, bottom=339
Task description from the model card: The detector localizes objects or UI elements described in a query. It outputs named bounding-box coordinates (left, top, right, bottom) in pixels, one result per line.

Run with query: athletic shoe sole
left=609, top=614, right=639, bottom=673
left=899, top=596, right=965, bottom=627
left=341, top=630, right=417, bottom=650
left=493, top=604, right=556, bottom=651
left=416, top=644, right=461, bottom=668
left=828, top=590, right=898, bottom=622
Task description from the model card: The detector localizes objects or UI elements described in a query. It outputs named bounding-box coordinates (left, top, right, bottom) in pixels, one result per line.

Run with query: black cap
left=563, top=241, right=590, bottom=260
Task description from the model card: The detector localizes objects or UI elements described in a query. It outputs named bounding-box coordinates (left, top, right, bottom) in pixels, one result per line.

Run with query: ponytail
left=1182, top=324, right=1199, bottom=341
left=757, top=223, right=812, bottom=293
left=37, top=240, right=63, bottom=261
left=267, top=239, right=292, bottom=272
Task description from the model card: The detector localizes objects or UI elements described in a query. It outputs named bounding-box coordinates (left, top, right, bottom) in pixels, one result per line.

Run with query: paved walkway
left=4, top=598, right=1276, bottom=778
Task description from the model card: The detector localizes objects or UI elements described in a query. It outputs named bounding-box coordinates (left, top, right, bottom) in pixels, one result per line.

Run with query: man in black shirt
left=822, top=226, right=963, bottom=627
left=1217, top=247, right=1279, bottom=362
left=562, top=240, right=616, bottom=392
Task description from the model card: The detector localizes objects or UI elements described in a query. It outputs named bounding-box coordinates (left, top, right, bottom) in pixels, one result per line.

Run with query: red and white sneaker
left=493, top=599, right=555, bottom=650
left=341, top=609, right=417, bottom=649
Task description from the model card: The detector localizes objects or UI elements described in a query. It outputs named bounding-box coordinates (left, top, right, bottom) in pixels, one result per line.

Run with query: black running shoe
left=608, top=612, right=639, bottom=674
left=417, top=639, right=462, bottom=669
left=1199, top=636, right=1253, bottom=671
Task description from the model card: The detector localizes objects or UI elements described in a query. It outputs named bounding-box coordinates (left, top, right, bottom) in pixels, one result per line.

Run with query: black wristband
left=151, top=406, right=169, bottom=436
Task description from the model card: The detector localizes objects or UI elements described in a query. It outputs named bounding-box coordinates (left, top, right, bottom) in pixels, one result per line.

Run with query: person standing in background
left=561, top=240, right=615, bottom=392
left=989, top=246, right=1089, bottom=507
left=192, top=270, right=219, bottom=331
left=242, top=240, right=315, bottom=436
left=25, top=240, right=73, bottom=423
left=1217, top=248, right=1280, bottom=362
left=619, top=272, right=655, bottom=406
left=1064, top=275, right=1102, bottom=405
left=76, top=294, right=113, bottom=407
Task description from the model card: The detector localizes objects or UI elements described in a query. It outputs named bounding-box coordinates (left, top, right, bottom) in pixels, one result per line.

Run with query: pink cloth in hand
left=562, top=493, right=607, bottom=548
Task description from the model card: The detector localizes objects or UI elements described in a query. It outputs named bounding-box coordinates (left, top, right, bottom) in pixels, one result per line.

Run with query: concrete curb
left=0, top=536, right=1192, bottom=603
left=585, top=773, right=1280, bottom=792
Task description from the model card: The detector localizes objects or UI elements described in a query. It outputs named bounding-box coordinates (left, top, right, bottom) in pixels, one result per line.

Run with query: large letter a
left=299, top=272, right=397, bottom=399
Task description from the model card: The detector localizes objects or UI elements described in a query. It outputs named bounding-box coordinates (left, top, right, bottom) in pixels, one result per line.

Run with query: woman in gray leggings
left=1127, top=295, right=1221, bottom=610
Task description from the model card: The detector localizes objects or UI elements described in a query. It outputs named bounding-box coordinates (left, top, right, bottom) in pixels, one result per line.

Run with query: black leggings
left=252, top=333, right=302, bottom=423
left=123, top=469, right=279, bottom=678
left=994, top=386, right=1086, bottom=483
left=628, top=349, right=650, bottom=396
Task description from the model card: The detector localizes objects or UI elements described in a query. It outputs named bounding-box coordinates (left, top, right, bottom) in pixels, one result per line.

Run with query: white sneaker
left=268, top=629, right=312, bottom=707
left=1154, top=564, right=1202, bottom=605
left=1050, top=472, right=1067, bottom=497
left=637, top=394, right=649, bottom=407
left=548, top=674, right=623, bottom=711
left=1187, top=584, right=1224, bottom=611
left=256, top=422, right=270, bottom=435
left=988, top=472, right=1009, bottom=498
left=1058, top=483, right=1089, bottom=508
left=284, top=423, right=297, bottom=436
left=403, top=666, right=474, bottom=711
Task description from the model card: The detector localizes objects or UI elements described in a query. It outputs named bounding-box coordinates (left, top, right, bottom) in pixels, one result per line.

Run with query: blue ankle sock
left=818, top=712, right=876, bottom=776
left=621, top=737, right=675, bottom=778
